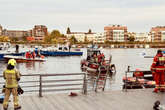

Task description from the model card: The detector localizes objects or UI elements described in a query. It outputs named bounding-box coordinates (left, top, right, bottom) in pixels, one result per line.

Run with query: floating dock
left=0, top=89, right=164, bottom=110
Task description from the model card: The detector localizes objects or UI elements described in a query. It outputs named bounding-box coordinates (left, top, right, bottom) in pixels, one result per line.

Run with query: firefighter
left=31, top=51, right=36, bottom=59
left=25, top=51, right=32, bottom=59
left=151, top=50, right=165, bottom=93
left=3, top=59, right=21, bottom=110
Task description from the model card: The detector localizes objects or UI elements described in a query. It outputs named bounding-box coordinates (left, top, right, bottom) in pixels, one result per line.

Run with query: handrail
left=123, top=66, right=152, bottom=92
left=0, top=72, right=87, bottom=97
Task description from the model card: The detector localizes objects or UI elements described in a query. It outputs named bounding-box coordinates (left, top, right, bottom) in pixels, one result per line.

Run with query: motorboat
left=3, top=55, right=46, bottom=63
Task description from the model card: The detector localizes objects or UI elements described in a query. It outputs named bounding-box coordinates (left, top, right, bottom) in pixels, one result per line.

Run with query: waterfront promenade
left=0, top=89, right=164, bottom=110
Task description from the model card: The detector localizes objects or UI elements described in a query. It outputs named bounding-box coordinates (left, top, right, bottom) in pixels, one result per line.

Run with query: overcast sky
left=0, top=0, right=165, bottom=33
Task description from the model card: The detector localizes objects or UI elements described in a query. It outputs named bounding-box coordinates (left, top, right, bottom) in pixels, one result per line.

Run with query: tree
left=22, top=36, right=27, bottom=42
left=69, top=36, right=77, bottom=44
left=44, top=35, right=52, bottom=43
left=84, top=36, right=89, bottom=43
left=51, top=38, right=58, bottom=44
left=128, top=36, right=135, bottom=42
left=50, top=30, right=61, bottom=39
left=0, top=36, right=10, bottom=42
left=66, top=27, right=71, bottom=34
left=10, top=37, right=18, bottom=42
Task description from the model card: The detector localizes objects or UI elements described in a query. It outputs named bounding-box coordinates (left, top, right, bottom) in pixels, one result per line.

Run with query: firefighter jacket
left=3, top=69, right=21, bottom=88
left=151, top=53, right=165, bottom=72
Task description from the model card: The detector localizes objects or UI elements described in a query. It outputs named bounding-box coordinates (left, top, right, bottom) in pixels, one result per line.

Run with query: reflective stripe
left=159, top=57, right=165, bottom=61
left=156, top=85, right=160, bottom=88
left=155, top=68, right=165, bottom=70
left=151, top=68, right=156, bottom=70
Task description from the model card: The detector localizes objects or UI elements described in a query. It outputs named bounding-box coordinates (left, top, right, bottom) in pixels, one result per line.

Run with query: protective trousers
left=3, top=88, right=19, bottom=109
left=154, top=72, right=165, bottom=90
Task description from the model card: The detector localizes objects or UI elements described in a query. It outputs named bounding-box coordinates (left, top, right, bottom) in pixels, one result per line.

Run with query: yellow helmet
left=8, top=59, right=16, bottom=66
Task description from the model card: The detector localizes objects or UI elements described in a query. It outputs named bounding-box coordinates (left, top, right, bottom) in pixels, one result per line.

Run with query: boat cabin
left=87, top=48, right=101, bottom=57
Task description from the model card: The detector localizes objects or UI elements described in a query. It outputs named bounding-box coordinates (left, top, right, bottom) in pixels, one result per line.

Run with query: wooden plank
left=2, top=89, right=165, bottom=110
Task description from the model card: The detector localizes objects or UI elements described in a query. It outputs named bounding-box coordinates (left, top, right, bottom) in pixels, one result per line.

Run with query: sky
left=0, top=0, right=165, bottom=33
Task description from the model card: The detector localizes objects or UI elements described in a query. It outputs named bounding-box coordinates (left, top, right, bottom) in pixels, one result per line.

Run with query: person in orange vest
left=25, top=51, right=30, bottom=59
left=151, top=50, right=165, bottom=93
left=31, top=51, right=36, bottom=59
left=25, top=51, right=32, bottom=59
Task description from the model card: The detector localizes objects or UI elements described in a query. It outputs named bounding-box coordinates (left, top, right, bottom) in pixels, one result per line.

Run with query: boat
left=0, top=43, right=27, bottom=59
left=3, top=55, right=46, bottom=63
left=40, top=50, right=83, bottom=56
left=0, top=52, right=25, bottom=59
left=40, top=46, right=83, bottom=56
left=81, top=47, right=116, bottom=76
left=123, top=70, right=155, bottom=89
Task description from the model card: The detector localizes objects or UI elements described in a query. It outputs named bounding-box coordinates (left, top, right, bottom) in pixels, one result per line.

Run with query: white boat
left=4, top=55, right=46, bottom=63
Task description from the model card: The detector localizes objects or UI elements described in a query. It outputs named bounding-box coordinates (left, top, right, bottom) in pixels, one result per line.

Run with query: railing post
left=39, top=75, right=43, bottom=97
left=83, top=73, right=87, bottom=95
left=124, top=66, right=130, bottom=92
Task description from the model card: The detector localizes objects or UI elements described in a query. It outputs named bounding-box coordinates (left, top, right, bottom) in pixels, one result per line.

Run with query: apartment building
left=3, top=29, right=28, bottom=39
left=93, top=33, right=105, bottom=43
left=128, top=32, right=151, bottom=42
left=66, top=32, right=86, bottom=42
left=0, top=25, right=48, bottom=41
left=66, top=28, right=96, bottom=42
left=135, top=32, right=150, bottom=42
left=150, top=26, right=165, bottom=42
left=31, top=25, right=48, bottom=41
left=104, top=25, right=128, bottom=42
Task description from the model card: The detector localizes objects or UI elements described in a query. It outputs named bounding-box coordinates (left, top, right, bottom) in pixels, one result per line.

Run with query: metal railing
left=0, top=73, right=87, bottom=97
left=123, top=66, right=153, bottom=92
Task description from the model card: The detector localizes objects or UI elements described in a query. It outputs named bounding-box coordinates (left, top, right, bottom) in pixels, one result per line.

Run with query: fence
left=123, top=66, right=153, bottom=92
left=0, top=73, right=87, bottom=97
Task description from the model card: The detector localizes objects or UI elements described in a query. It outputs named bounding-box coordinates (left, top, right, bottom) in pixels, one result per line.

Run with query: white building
left=134, top=32, right=151, bottom=42
left=161, top=31, right=165, bottom=41
left=112, top=30, right=125, bottom=42
left=93, top=33, right=105, bottom=43
left=66, top=32, right=86, bottom=42
left=104, top=25, right=128, bottom=42
left=66, top=32, right=97, bottom=42
left=86, top=33, right=95, bottom=42
left=66, top=31, right=105, bottom=43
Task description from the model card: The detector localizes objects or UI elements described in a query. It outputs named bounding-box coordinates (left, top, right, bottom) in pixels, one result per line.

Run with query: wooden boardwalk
left=1, top=89, right=165, bottom=110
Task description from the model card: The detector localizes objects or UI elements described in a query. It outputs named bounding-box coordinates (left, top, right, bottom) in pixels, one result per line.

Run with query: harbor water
left=0, top=48, right=159, bottom=91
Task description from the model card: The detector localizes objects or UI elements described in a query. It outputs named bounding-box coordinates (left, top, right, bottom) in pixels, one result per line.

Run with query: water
left=0, top=48, right=159, bottom=91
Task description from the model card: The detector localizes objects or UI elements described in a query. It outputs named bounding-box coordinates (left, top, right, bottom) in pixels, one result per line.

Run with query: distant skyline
left=0, top=0, right=165, bottom=33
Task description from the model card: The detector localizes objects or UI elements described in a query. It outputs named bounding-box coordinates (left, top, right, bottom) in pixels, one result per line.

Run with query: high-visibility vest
left=3, top=69, right=20, bottom=88
left=157, top=56, right=165, bottom=66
